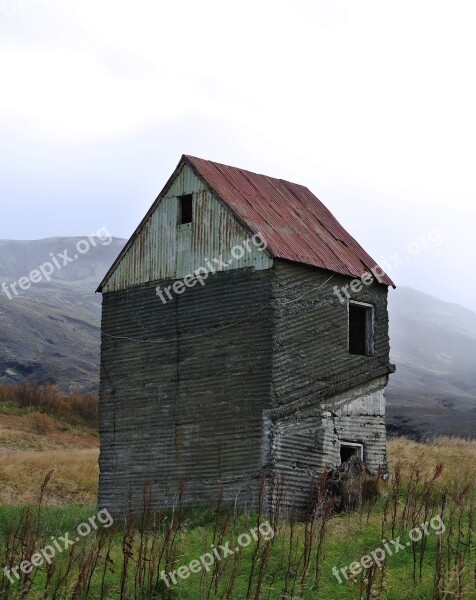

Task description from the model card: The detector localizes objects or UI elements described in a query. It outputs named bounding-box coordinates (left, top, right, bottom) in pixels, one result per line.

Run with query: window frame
left=339, top=441, right=364, bottom=464
left=347, top=300, right=375, bottom=356
left=178, top=194, right=193, bottom=226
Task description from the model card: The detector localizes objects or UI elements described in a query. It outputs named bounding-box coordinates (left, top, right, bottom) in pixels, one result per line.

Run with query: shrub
left=0, top=382, right=98, bottom=429
left=68, top=392, right=98, bottom=425
left=30, top=411, right=54, bottom=434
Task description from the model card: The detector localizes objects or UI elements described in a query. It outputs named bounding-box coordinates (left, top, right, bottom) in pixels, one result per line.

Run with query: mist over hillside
left=387, top=287, right=476, bottom=437
left=0, top=238, right=475, bottom=437
left=0, top=237, right=123, bottom=391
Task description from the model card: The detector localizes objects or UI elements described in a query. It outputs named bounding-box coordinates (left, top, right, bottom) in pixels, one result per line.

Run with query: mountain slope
left=0, top=238, right=124, bottom=390
left=387, top=287, right=476, bottom=437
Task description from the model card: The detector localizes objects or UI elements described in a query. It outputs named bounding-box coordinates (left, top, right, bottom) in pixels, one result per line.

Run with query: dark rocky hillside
left=0, top=237, right=124, bottom=391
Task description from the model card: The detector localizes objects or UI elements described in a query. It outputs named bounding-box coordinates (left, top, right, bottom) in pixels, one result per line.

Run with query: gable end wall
left=101, top=164, right=272, bottom=293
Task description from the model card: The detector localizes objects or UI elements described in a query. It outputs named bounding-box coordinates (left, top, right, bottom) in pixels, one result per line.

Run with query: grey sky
left=0, top=0, right=474, bottom=310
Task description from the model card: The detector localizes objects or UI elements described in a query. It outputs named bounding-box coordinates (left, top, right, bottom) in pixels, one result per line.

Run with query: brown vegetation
left=0, top=448, right=98, bottom=506
left=0, top=399, right=98, bottom=505
left=0, top=404, right=475, bottom=598
left=30, top=411, right=55, bottom=435
left=0, top=381, right=98, bottom=428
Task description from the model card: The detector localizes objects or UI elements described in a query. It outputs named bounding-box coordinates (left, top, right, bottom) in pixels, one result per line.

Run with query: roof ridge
left=184, top=154, right=310, bottom=191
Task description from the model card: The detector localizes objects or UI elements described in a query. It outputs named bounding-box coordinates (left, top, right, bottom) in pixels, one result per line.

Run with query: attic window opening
left=340, top=442, right=364, bottom=464
left=348, top=301, right=374, bottom=356
left=179, top=194, right=193, bottom=225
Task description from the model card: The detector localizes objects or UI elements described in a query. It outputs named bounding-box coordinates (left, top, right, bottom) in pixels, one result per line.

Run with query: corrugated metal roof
left=184, top=155, right=395, bottom=287
left=98, top=155, right=394, bottom=292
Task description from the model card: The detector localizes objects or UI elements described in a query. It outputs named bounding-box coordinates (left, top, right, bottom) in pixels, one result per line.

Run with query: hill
left=0, top=237, right=123, bottom=391
left=387, top=287, right=476, bottom=437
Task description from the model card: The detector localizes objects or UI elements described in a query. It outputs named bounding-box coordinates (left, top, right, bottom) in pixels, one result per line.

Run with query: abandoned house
left=97, top=155, right=395, bottom=516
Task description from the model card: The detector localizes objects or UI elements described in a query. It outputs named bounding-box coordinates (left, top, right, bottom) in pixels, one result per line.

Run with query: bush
left=68, top=392, right=98, bottom=424
left=0, top=382, right=98, bottom=429
left=30, top=411, right=54, bottom=434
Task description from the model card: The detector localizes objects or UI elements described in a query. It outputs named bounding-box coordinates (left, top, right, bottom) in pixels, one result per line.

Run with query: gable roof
left=98, top=155, right=394, bottom=292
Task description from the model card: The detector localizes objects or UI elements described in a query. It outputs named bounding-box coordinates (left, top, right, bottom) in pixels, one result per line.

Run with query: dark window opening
left=349, top=302, right=374, bottom=356
left=179, top=194, right=193, bottom=225
left=340, top=443, right=363, bottom=463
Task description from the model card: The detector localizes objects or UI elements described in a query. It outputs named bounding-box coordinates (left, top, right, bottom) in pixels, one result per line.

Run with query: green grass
left=0, top=436, right=474, bottom=598
left=0, top=400, right=32, bottom=417
left=0, top=492, right=473, bottom=599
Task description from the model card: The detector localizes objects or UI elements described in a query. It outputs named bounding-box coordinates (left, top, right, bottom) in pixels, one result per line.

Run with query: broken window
left=178, top=194, right=193, bottom=225
left=340, top=442, right=364, bottom=464
left=348, top=301, right=374, bottom=356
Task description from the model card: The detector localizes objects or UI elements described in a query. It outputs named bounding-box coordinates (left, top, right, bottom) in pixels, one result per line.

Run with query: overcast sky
left=0, top=0, right=474, bottom=310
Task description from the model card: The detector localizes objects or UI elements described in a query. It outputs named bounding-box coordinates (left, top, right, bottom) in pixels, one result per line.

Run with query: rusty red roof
left=98, top=155, right=394, bottom=292
left=184, top=155, right=395, bottom=286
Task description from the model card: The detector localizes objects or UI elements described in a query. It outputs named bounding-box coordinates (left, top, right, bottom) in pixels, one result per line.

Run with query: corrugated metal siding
left=271, top=379, right=388, bottom=513
left=101, top=165, right=272, bottom=293
left=270, top=260, right=390, bottom=408
left=98, top=155, right=394, bottom=293
left=268, top=261, right=390, bottom=513
left=99, top=268, right=274, bottom=514
left=99, top=258, right=392, bottom=515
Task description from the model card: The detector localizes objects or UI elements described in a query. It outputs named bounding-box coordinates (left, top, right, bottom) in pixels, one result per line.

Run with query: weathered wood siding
left=99, top=268, right=274, bottom=516
left=101, top=164, right=272, bottom=293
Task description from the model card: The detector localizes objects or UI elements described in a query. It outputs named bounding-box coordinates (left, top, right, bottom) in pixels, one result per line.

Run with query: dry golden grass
left=0, top=448, right=99, bottom=505
left=387, top=435, right=476, bottom=491
left=1, top=402, right=475, bottom=508
left=0, top=412, right=98, bottom=451
left=0, top=411, right=99, bottom=505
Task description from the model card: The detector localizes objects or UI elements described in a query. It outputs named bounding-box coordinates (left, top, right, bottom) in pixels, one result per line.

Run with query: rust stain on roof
left=184, top=155, right=395, bottom=287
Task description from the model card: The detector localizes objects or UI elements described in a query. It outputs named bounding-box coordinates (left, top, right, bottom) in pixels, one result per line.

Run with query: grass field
left=0, top=410, right=98, bottom=506
left=0, top=394, right=475, bottom=599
